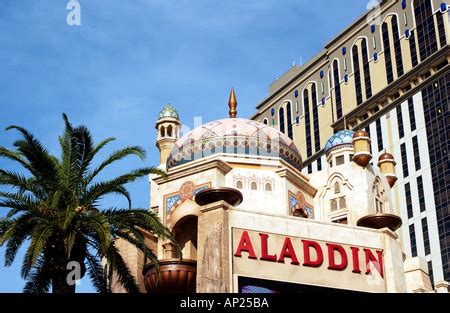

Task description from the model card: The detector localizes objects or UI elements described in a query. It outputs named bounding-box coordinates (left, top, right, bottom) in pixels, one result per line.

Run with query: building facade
left=113, top=92, right=447, bottom=293
left=251, top=0, right=449, bottom=286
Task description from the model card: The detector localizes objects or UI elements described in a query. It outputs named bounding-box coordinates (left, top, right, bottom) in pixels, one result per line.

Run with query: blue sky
left=0, top=0, right=369, bottom=292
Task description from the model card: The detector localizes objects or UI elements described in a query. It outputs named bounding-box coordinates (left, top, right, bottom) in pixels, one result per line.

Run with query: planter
left=143, top=259, right=197, bottom=293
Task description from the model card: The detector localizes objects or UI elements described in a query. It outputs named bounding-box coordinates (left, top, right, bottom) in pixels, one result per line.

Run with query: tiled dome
left=158, top=104, right=179, bottom=120
left=324, top=130, right=355, bottom=155
left=166, top=118, right=302, bottom=170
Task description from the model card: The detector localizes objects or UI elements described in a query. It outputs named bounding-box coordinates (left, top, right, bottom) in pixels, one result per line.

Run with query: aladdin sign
left=232, top=229, right=386, bottom=292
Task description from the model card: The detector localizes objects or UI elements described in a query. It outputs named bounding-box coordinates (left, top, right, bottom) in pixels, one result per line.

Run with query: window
left=333, top=60, right=342, bottom=119
left=265, top=183, right=272, bottom=192
left=397, top=105, right=404, bottom=139
left=251, top=182, right=257, bottom=190
left=236, top=180, right=243, bottom=189
left=361, top=38, right=372, bottom=99
left=263, top=118, right=268, bottom=125
left=336, top=155, right=345, bottom=166
left=374, top=180, right=385, bottom=213
left=409, top=224, right=417, bottom=257
left=279, top=107, right=285, bottom=134
left=331, top=199, right=338, bottom=211
left=352, top=45, right=363, bottom=105
left=286, top=102, right=293, bottom=140
left=422, top=218, right=431, bottom=255
left=391, top=16, right=404, bottom=77
left=307, top=164, right=312, bottom=174
left=408, top=97, right=416, bottom=131
left=417, top=176, right=425, bottom=212
left=382, top=22, right=394, bottom=84
left=422, top=76, right=449, bottom=281
left=428, top=261, right=434, bottom=287
left=339, top=197, right=346, bottom=209
left=437, top=12, right=447, bottom=47
left=414, top=0, right=437, bottom=61
left=334, top=182, right=341, bottom=194
left=405, top=182, right=413, bottom=219
left=317, top=158, right=322, bottom=171
left=400, top=143, right=409, bottom=178
left=160, top=126, right=165, bottom=137
left=376, top=119, right=383, bottom=152
left=412, top=136, right=421, bottom=171
left=304, top=89, right=312, bottom=158
left=409, top=30, right=419, bottom=67
left=167, top=125, right=173, bottom=137
left=311, top=84, right=320, bottom=152
left=330, top=180, right=346, bottom=212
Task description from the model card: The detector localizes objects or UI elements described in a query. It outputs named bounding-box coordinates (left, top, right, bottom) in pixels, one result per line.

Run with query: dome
left=166, top=118, right=302, bottom=170
left=324, top=130, right=355, bottom=154
left=158, top=104, right=179, bottom=120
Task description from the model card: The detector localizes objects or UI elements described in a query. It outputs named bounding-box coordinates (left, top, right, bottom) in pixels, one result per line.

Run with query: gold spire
left=228, top=87, right=237, bottom=118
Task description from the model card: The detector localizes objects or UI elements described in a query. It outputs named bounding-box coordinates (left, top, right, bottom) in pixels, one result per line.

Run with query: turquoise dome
left=324, top=130, right=355, bottom=154
left=158, top=104, right=179, bottom=120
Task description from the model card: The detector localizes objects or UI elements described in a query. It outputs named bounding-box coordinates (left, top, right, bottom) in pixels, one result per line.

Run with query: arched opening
left=332, top=59, right=342, bottom=119
left=160, top=126, right=166, bottom=137
left=373, top=179, right=385, bottom=213
left=303, top=88, right=312, bottom=158
left=172, top=216, right=198, bottom=260
left=334, top=182, right=341, bottom=194
left=286, top=102, right=293, bottom=139
left=236, top=180, right=243, bottom=189
left=265, top=182, right=272, bottom=192
left=339, top=197, right=347, bottom=209
left=251, top=181, right=258, bottom=190
left=167, top=125, right=173, bottom=137
left=330, top=199, right=338, bottom=211
left=279, top=106, right=285, bottom=134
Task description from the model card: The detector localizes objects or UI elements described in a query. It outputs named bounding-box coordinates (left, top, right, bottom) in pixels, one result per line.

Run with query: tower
left=155, top=104, right=180, bottom=166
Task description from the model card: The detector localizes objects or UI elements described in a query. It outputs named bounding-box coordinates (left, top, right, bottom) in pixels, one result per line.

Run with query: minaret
left=155, top=104, right=181, bottom=165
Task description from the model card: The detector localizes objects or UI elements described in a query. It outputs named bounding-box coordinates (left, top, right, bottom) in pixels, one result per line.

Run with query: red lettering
left=350, top=247, right=361, bottom=274
left=327, top=243, right=348, bottom=271
left=278, top=237, right=300, bottom=265
left=302, top=240, right=323, bottom=267
left=259, top=233, right=277, bottom=262
left=364, top=249, right=384, bottom=278
left=234, top=231, right=257, bottom=259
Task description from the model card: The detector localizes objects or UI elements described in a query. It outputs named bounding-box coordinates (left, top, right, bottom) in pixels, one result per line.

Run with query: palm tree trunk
left=52, top=274, right=76, bottom=293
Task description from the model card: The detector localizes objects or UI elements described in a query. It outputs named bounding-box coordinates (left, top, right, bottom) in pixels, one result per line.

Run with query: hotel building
left=251, top=0, right=450, bottom=286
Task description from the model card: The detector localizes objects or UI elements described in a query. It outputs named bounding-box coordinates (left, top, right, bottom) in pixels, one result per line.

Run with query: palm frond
left=86, top=146, right=146, bottom=184
left=107, top=243, right=140, bottom=293
left=85, top=252, right=107, bottom=293
left=23, top=255, right=51, bottom=293
left=22, top=223, right=54, bottom=278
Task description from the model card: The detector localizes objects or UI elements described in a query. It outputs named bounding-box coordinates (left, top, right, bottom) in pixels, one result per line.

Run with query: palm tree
left=0, top=114, right=174, bottom=293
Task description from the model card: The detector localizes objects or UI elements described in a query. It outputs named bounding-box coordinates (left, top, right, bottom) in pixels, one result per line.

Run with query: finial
left=343, top=114, right=347, bottom=130
left=228, top=87, right=237, bottom=118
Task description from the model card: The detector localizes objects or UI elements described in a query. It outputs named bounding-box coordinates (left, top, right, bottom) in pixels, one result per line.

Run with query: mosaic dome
left=166, top=118, right=302, bottom=170
left=158, top=104, right=179, bottom=120
left=324, top=130, right=355, bottom=154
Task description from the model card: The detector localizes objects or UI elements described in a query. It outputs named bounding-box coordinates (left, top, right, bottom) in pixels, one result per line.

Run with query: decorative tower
left=352, top=129, right=372, bottom=167
left=378, top=152, right=398, bottom=188
left=156, top=104, right=181, bottom=166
